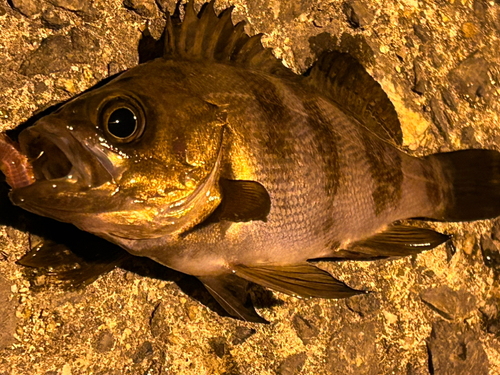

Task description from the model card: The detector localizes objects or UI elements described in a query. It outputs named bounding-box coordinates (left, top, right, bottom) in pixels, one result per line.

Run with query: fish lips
left=10, top=120, right=114, bottom=213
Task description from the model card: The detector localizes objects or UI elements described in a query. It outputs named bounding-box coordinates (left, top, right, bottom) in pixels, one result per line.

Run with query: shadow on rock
left=0, top=175, right=279, bottom=320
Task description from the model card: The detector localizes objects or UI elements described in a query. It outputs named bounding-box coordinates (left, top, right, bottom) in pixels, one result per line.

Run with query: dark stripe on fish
left=239, top=73, right=296, bottom=160
left=361, top=133, right=403, bottom=216
left=302, top=99, right=341, bottom=236
left=302, top=100, right=341, bottom=199
left=421, top=161, right=442, bottom=208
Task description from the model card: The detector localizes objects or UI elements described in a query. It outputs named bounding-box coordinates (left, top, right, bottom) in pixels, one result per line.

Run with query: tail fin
left=426, top=149, right=500, bottom=221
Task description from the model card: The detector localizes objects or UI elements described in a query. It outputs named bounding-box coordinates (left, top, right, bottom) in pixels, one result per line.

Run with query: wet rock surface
left=412, top=59, right=428, bottom=95
left=343, top=0, right=374, bottom=29
left=123, top=0, right=157, bottom=18
left=0, top=276, right=16, bottom=350
left=131, top=341, right=154, bottom=364
left=41, top=7, right=70, bottom=29
left=277, top=352, right=307, bottom=375
left=9, top=0, right=42, bottom=17
left=480, top=235, right=500, bottom=274
left=291, top=314, right=319, bottom=345
left=231, top=326, right=256, bottom=346
left=429, top=97, right=450, bottom=139
left=47, top=0, right=96, bottom=18
left=460, top=126, right=481, bottom=148
left=345, top=293, right=380, bottom=317
left=420, top=285, right=476, bottom=320
left=95, top=330, right=115, bottom=352
left=480, top=297, right=500, bottom=337
left=0, top=0, right=500, bottom=374
left=20, top=35, right=75, bottom=76
left=326, top=320, right=379, bottom=374
left=448, top=56, right=492, bottom=102
left=428, top=320, right=489, bottom=375
left=19, top=28, right=100, bottom=77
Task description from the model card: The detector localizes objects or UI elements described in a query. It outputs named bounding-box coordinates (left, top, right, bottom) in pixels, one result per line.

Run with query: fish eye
left=107, top=108, right=137, bottom=138
left=100, top=97, right=145, bottom=143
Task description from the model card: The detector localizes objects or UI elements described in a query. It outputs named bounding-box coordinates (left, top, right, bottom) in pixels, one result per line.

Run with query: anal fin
left=233, top=263, right=363, bottom=299
left=336, top=224, right=449, bottom=260
left=199, top=273, right=268, bottom=323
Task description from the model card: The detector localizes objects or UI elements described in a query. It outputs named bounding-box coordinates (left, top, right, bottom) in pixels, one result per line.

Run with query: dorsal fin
left=162, top=0, right=293, bottom=77
left=306, top=51, right=403, bottom=146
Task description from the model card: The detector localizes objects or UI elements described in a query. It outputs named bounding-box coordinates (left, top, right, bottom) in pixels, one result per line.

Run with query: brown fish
left=3, top=1, right=500, bottom=322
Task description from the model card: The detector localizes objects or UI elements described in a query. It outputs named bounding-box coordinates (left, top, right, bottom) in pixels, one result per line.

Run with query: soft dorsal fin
left=306, top=51, right=403, bottom=146
left=162, top=0, right=294, bottom=77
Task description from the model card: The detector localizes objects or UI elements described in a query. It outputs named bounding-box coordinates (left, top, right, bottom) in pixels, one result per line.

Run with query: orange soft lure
left=0, top=133, right=35, bottom=190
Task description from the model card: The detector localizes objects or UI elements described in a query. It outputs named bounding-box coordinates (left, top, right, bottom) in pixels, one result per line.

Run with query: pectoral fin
left=233, top=263, right=363, bottom=299
left=199, top=273, right=268, bottom=323
left=331, top=224, right=449, bottom=260
left=218, top=179, right=271, bottom=222
left=18, top=239, right=129, bottom=288
left=206, top=179, right=271, bottom=224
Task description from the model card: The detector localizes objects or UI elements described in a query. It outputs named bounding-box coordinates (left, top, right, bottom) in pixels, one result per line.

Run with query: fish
left=2, top=1, right=500, bottom=323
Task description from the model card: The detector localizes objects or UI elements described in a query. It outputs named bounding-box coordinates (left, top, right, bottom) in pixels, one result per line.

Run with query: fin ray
left=206, top=7, right=233, bottom=59
left=162, top=1, right=293, bottom=76
left=178, top=0, right=198, bottom=57
left=426, top=149, right=500, bottom=221
left=233, top=263, right=362, bottom=299
left=320, top=225, right=449, bottom=261
left=205, top=179, right=271, bottom=224
left=199, top=273, right=268, bottom=323
left=306, top=51, right=403, bottom=146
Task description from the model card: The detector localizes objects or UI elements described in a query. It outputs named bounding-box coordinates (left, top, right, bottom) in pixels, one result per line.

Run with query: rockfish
left=2, top=1, right=500, bottom=322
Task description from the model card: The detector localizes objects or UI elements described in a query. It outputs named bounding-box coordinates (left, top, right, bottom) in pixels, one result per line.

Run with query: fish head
left=10, top=63, right=226, bottom=241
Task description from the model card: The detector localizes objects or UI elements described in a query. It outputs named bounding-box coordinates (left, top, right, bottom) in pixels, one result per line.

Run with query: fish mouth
left=25, top=133, right=76, bottom=183
left=9, top=122, right=116, bottom=217
left=16, top=123, right=112, bottom=191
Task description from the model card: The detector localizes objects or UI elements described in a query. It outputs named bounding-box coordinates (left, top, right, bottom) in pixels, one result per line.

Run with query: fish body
left=100, top=60, right=433, bottom=272
left=4, top=2, right=500, bottom=322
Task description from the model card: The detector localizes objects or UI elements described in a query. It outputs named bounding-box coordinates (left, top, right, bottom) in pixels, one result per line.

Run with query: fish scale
left=228, top=99, right=339, bottom=247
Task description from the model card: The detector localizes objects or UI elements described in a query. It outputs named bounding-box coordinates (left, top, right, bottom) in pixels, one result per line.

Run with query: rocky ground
left=0, top=0, right=499, bottom=374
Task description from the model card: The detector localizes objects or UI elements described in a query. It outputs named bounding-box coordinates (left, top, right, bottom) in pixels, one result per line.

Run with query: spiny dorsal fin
left=162, top=0, right=293, bottom=77
left=306, top=51, right=403, bottom=146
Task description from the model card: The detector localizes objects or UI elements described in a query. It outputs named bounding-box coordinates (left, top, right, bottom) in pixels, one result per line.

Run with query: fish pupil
left=107, top=108, right=137, bottom=139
